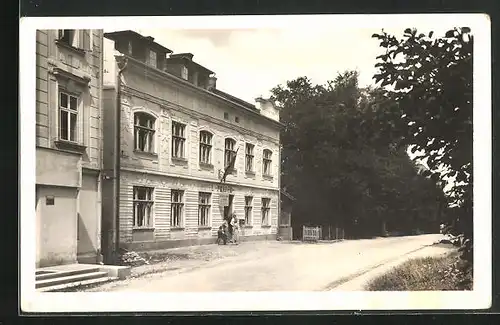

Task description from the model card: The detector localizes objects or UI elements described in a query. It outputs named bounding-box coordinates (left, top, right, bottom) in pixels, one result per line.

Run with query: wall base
left=121, top=234, right=278, bottom=251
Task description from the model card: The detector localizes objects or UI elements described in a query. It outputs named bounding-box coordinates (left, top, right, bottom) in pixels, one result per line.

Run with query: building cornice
left=120, top=55, right=284, bottom=129
left=122, top=85, right=280, bottom=145
left=121, top=167, right=280, bottom=192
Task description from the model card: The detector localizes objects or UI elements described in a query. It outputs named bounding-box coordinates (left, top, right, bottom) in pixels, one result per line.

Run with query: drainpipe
left=278, top=144, right=282, bottom=238
left=114, top=57, right=128, bottom=264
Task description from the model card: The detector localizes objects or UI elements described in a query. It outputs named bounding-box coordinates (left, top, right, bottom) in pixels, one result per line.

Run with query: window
left=199, top=131, right=213, bottom=164
left=171, top=190, right=184, bottom=227
left=198, top=192, right=211, bottom=227
left=172, top=121, right=186, bottom=159
left=245, top=196, right=253, bottom=225
left=181, top=66, right=189, bottom=80
left=133, top=187, right=154, bottom=228
left=57, top=29, right=90, bottom=50
left=245, top=143, right=254, bottom=172
left=148, top=50, right=157, bottom=68
left=224, top=112, right=229, bottom=120
left=224, top=138, right=237, bottom=168
left=235, top=116, right=240, bottom=123
left=262, top=198, right=271, bottom=226
left=59, top=91, right=79, bottom=142
left=134, top=113, right=155, bottom=153
left=58, top=29, right=76, bottom=47
left=263, top=149, right=272, bottom=176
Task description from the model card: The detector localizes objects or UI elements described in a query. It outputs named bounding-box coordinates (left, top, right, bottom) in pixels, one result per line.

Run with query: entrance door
left=77, top=175, right=98, bottom=262
left=223, top=194, right=234, bottom=221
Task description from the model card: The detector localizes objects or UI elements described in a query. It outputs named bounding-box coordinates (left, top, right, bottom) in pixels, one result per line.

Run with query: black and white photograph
left=20, top=14, right=491, bottom=312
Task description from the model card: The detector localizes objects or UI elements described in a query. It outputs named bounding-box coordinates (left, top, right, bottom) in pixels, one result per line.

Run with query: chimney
left=207, top=74, right=217, bottom=90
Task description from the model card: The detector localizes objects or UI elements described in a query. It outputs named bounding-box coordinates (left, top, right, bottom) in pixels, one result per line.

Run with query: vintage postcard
left=20, top=14, right=491, bottom=312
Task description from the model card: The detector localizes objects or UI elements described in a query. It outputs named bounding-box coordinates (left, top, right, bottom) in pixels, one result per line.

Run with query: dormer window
left=148, top=49, right=157, bottom=68
left=181, top=66, right=188, bottom=80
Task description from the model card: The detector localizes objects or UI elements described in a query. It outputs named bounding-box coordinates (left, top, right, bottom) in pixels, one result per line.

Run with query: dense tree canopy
left=372, top=27, right=473, bottom=269
left=271, top=71, right=445, bottom=238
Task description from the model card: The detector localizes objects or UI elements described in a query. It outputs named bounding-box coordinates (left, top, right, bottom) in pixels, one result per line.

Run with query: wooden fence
left=302, top=225, right=345, bottom=242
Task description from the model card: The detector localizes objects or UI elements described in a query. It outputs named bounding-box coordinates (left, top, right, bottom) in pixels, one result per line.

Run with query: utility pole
left=113, top=57, right=128, bottom=264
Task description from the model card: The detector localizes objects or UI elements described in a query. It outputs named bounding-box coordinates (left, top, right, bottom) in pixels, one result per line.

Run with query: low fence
left=302, top=226, right=321, bottom=242
left=302, top=225, right=345, bottom=242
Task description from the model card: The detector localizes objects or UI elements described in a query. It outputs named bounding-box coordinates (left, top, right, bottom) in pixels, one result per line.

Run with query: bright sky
left=104, top=23, right=452, bottom=104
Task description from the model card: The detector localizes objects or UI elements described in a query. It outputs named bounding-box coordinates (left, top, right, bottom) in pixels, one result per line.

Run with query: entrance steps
left=36, top=264, right=128, bottom=292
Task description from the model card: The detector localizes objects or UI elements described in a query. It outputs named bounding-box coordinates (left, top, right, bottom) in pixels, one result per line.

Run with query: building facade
left=35, top=29, right=104, bottom=267
left=102, top=31, right=282, bottom=251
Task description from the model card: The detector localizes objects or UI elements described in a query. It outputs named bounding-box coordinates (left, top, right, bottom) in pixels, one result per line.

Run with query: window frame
left=170, top=190, right=184, bottom=228
left=224, top=138, right=237, bottom=168
left=199, top=131, right=213, bottom=165
left=134, top=112, right=156, bottom=153
left=244, top=196, right=253, bottom=226
left=133, top=186, right=155, bottom=229
left=181, top=66, right=189, bottom=80
left=148, top=49, right=157, bottom=68
left=171, top=121, right=186, bottom=159
left=58, top=90, right=80, bottom=143
left=245, top=143, right=255, bottom=172
left=198, top=192, right=212, bottom=227
left=261, top=197, right=271, bottom=226
left=263, top=149, right=273, bottom=176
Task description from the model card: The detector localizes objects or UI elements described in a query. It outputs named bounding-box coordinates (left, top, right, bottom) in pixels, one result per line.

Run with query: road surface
left=91, top=234, right=446, bottom=292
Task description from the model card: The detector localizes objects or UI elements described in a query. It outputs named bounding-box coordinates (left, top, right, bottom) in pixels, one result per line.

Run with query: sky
left=104, top=25, right=451, bottom=104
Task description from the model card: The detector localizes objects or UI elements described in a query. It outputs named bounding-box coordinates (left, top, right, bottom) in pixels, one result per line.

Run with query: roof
left=104, top=30, right=173, bottom=54
left=212, top=89, right=259, bottom=112
left=167, top=53, right=214, bottom=74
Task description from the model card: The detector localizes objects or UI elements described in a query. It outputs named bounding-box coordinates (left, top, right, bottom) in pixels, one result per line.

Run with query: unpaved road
left=88, top=234, right=446, bottom=292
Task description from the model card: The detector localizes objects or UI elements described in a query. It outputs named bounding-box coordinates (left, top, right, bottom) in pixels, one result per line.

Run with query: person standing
left=231, top=213, right=239, bottom=245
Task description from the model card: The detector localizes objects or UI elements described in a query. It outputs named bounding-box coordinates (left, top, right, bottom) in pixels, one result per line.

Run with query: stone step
left=37, top=276, right=118, bottom=292
left=36, top=271, right=109, bottom=289
left=36, top=267, right=101, bottom=281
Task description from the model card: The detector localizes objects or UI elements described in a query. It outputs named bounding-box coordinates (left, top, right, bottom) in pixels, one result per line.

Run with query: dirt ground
left=78, top=234, right=446, bottom=292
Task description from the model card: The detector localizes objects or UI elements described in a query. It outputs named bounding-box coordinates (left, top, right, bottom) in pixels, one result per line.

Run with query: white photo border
left=20, top=13, right=492, bottom=312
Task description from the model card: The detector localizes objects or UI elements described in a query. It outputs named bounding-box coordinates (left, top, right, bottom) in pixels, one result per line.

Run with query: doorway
left=223, top=194, right=234, bottom=222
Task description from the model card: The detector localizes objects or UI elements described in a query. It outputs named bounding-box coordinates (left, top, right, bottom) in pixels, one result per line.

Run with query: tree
left=372, top=27, right=473, bottom=272
left=271, top=71, right=444, bottom=238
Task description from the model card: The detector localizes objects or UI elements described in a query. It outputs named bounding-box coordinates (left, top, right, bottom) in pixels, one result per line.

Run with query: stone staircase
left=36, top=264, right=129, bottom=292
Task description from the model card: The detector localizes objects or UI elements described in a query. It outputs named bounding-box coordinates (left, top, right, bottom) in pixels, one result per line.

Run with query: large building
left=35, top=29, right=104, bottom=267
left=102, top=30, right=283, bottom=251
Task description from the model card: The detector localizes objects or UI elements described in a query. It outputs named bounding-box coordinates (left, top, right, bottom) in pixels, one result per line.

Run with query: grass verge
left=366, top=251, right=472, bottom=291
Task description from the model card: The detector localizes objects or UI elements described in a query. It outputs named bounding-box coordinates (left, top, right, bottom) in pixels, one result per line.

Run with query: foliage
left=271, top=72, right=445, bottom=237
left=372, top=27, right=473, bottom=269
left=366, top=251, right=472, bottom=291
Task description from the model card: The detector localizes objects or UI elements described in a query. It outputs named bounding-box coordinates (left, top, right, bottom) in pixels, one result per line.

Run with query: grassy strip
left=366, top=251, right=472, bottom=291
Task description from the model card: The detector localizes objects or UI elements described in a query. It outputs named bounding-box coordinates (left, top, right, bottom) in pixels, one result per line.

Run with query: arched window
left=224, top=138, right=237, bottom=168
left=263, top=149, right=272, bottom=176
left=199, top=131, right=213, bottom=164
left=134, top=112, right=156, bottom=153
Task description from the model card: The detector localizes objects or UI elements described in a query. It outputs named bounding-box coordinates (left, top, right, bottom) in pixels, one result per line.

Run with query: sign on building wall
left=219, top=194, right=229, bottom=206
